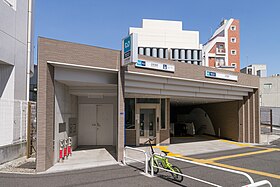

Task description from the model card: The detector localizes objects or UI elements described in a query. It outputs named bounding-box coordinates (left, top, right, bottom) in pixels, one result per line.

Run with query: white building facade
left=0, top=0, right=34, bottom=164
left=129, top=19, right=203, bottom=65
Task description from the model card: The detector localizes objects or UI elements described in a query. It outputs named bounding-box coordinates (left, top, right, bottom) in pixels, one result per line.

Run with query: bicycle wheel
left=149, top=158, right=159, bottom=174
left=171, top=165, right=183, bottom=182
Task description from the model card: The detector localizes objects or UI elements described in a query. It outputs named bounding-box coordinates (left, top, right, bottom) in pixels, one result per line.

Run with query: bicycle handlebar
left=143, top=137, right=156, bottom=145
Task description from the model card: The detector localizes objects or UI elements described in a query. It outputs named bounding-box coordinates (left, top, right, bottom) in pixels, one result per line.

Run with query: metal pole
left=151, top=156, right=154, bottom=176
left=26, top=102, right=31, bottom=158
left=123, top=148, right=126, bottom=165
left=145, top=153, right=148, bottom=175
left=270, top=109, right=273, bottom=133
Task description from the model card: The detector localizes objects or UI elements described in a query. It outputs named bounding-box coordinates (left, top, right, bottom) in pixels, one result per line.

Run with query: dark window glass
left=136, top=98, right=160, bottom=103
left=161, top=99, right=166, bottom=129
left=125, top=98, right=135, bottom=129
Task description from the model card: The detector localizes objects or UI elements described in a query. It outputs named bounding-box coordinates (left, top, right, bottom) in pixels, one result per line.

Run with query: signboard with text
left=136, top=60, right=175, bottom=72
left=122, top=33, right=138, bottom=66
left=205, top=70, right=238, bottom=81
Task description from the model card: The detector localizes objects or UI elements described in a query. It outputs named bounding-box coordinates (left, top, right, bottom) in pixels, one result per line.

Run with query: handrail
left=151, top=153, right=273, bottom=186
left=123, top=146, right=149, bottom=175
left=242, top=180, right=272, bottom=187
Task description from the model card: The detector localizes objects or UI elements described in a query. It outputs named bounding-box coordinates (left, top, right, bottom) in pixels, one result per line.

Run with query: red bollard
left=64, top=139, right=68, bottom=159
left=59, top=140, right=64, bottom=162
left=67, top=137, right=72, bottom=156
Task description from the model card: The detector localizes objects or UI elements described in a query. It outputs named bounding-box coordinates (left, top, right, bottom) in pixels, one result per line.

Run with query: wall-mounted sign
left=136, top=60, right=175, bottom=72
left=205, top=70, right=238, bottom=81
left=122, top=33, right=138, bottom=66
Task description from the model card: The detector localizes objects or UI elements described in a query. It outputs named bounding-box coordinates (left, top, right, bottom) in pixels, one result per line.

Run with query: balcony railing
left=216, top=48, right=226, bottom=54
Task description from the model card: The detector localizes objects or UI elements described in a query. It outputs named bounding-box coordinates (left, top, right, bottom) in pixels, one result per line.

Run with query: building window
left=231, top=37, right=237, bottom=43
left=231, top=63, right=237, bottom=68
left=231, top=50, right=237, bottom=55
left=215, top=57, right=225, bottom=67
left=263, top=83, right=272, bottom=89
left=161, top=99, right=166, bottom=129
left=125, top=98, right=135, bottom=129
left=3, top=0, right=16, bottom=10
left=230, top=25, right=236, bottom=31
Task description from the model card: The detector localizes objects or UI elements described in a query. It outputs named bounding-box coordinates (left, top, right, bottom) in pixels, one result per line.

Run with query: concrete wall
left=130, top=19, right=200, bottom=49
left=0, top=0, right=33, bottom=100
left=0, top=0, right=34, bottom=165
left=260, top=76, right=280, bottom=107
left=54, top=81, right=78, bottom=163
left=0, top=142, right=26, bottom=164
left=201, top=101, right=240, bottom=141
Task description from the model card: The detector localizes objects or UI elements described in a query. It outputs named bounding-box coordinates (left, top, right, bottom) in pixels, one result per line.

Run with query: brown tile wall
left=125, top=130, right=136, bottom=145
left=37, top=37, right=122, bottom=171
left=228, top=20, right=240, bottom=72
left=200, top=101, right=240, bottom=141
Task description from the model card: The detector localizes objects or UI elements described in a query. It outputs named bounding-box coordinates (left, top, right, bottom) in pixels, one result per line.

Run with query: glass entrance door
left=139, top=109, right=156, bottom=144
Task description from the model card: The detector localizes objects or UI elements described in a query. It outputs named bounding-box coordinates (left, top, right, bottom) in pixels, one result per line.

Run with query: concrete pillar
left=193, top=50, right=198, bottom=65
left=187, top=50, right=192, bottom=63
left=117, top=66, right=125, bottom=163
left=159, top=48, right=164, bottom=58
left=174, top=49, right=179, bottom=60
left=145, top=48, right=150, bottom=56
left=139, top=47, right=144, bottom=55
left=180, top=49, right=185, bottom=62
left=152, top=48, right=157, bottom=57
left=165, top=49, right=169, bottom=59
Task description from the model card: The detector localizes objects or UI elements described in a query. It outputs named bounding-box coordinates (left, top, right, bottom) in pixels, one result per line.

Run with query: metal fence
left=0, top=99, right=34, bottom=146
left=261, top=106, right=280, bottom=127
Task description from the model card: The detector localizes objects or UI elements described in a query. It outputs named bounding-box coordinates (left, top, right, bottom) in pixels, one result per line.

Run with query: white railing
left=123, top=146, right=149, bottom=175
left=151, top=153, right=272, bottom=187
left=0, top=99, right=30, bottom=146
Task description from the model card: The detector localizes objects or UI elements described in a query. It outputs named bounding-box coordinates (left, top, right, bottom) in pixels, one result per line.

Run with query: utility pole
left=270, top=109, right=273, bottom=133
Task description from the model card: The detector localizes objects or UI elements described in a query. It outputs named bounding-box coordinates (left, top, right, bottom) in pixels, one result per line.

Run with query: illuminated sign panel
left=136, top=60, right=175, bottom=72
left=122, top=33, right=138, bottom=66
left=205, top=70, right=238, bottom=81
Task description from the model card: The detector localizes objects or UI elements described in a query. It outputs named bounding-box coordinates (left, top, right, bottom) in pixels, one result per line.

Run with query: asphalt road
left=1, top=142, right=279, bottom=187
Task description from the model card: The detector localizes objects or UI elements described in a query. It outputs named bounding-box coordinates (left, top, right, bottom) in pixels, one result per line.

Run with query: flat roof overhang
left=125, top=71, right=256, bottom=104
left=48, top=61, right=118, bottom=97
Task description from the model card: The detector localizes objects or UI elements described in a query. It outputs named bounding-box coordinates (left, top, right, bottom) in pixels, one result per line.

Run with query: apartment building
left=203, top=19, right=240, bottom=72
left=0, top=0, right=34, bottom=164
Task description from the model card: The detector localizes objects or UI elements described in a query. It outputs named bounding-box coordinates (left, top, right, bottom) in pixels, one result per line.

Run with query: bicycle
left=146, top=138, right=183, bottom=182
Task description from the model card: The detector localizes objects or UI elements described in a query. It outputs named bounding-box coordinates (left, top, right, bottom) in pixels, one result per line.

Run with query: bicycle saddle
left=162, top=150, right=169, bottom=155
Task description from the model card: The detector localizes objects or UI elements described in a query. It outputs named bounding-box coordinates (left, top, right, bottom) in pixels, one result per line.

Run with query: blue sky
left=35, top=0, right=280, bottom=75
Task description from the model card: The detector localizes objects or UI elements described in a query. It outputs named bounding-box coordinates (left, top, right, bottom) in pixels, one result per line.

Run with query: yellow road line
left=155, top=145, right=280, bottom=180
left=210, top=162, right=280, bottom=180
left=208, top=149, right=276, bottom=161
left=219, top=139, right=280, bottom=151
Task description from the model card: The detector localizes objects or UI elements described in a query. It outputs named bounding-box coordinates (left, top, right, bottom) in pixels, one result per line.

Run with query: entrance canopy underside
left=54, top=65, right=118, bottom=97
left=125, top=72, right=254, bottom=101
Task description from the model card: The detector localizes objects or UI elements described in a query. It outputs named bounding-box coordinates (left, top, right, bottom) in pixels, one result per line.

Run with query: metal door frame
left=135, top=103, right=160, bottom=146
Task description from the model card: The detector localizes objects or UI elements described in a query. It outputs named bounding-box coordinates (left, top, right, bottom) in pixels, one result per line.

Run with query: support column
left=244, top=96, right=250, bottom=143
left=254, top=89, right=260, bottom=143
left=37, top=62, right=55, bottom=172
left=117, top=65, right=125, bottom=162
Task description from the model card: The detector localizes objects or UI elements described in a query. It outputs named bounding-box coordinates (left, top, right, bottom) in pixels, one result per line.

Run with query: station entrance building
left=37, top=19, right=259, bottom=171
